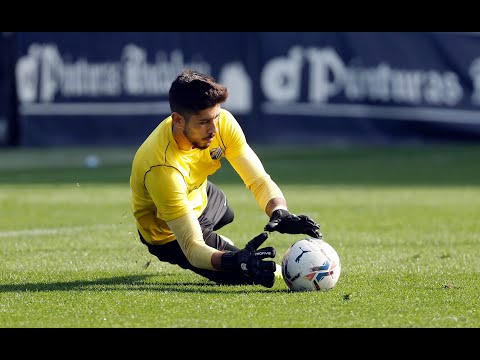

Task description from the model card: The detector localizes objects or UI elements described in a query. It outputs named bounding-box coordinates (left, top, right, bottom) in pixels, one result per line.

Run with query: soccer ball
left=281, top=238, right=341, bottom=292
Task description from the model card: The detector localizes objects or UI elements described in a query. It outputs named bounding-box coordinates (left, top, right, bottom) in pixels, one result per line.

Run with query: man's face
left=183, top=104, right=220, bottom=150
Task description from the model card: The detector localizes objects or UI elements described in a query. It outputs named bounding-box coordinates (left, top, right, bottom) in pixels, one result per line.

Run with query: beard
left=183, top=128, right=212, bottom=150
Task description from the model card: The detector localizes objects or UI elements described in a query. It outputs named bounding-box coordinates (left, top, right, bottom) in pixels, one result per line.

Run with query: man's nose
left=209, top=122, right=217, bottom=134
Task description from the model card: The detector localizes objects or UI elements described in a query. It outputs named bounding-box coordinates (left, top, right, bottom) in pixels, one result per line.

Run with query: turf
left=0, top=144, right=479, bottom=328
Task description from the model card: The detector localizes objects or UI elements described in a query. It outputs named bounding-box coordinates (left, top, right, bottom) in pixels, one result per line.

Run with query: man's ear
left=172, top=112, right=185, bottom=128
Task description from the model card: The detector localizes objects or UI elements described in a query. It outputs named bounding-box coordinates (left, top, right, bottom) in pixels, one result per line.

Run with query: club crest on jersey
left=210, top=147, right=222, bottom=160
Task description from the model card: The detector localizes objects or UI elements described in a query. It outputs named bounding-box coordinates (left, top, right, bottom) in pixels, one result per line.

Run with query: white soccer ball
left=281, top=238, right=341, bottom=292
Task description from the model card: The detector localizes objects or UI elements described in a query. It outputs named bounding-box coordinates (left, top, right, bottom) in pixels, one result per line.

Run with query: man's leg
left=139, top=232, right=253, bottom=285
left=198, top=181, right=239, bottom=251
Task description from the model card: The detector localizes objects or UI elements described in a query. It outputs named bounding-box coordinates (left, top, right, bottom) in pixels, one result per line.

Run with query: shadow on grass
left=0, top=274, right=284, bottom=294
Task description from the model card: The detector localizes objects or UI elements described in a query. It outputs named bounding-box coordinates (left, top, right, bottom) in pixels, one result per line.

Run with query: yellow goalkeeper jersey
left=130, top=108, right=283, bottom=246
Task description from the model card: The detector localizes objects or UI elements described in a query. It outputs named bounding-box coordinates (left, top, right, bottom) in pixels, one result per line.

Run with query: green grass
left=1, top=144, right=479, bottom=328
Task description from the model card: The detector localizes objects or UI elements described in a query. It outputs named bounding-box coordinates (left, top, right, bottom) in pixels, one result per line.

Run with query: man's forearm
left=167, top=212, right=217, bottom=270
left=265, top=197, right=288, bottom=217
left=211, top=251, right=225, bottom=270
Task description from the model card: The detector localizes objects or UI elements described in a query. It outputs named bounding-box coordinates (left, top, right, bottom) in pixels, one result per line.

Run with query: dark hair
left=169, top=69, right=228, bottom=116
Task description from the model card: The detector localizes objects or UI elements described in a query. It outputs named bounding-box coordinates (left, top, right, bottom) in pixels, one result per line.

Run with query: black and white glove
left=221, top=232, right=276, bottom=288
left=264, top=209, right=322, bottom=239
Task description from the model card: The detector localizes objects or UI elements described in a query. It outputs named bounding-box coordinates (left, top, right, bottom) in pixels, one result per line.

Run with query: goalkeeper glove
left=264, top=209, right=321, bottom=238
left=221, top=232, right=276, bottom=288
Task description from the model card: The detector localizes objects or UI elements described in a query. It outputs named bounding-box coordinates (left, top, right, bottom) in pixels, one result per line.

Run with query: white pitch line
left=0, top=224, right=127, bottom=238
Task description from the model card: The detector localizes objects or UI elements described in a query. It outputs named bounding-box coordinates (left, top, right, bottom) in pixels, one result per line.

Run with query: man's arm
left=229, top=146, right=321, bottom=238
left=211, top=251, right=224, bottom=270
left=167, top=213, right=277, bottom=288
left=167, top=211, right=218, bottom=270
left=265, top=197, right=288, bottom=218
left=167, top=212, right=276, bottom=275
left=228, top=145, right=286, bottom=216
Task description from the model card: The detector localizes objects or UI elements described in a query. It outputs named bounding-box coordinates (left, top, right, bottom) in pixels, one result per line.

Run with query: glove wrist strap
left=270, top=209, right=290, bottom=221
left=220, top=251, right=235, bottom=271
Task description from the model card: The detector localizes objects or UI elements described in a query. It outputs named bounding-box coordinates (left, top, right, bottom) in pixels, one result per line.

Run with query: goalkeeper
left=130, top=69, right=321, bottom=288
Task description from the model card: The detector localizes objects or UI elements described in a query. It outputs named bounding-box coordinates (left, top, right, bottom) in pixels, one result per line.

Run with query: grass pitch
left=0, top=144, right=479, bottom=328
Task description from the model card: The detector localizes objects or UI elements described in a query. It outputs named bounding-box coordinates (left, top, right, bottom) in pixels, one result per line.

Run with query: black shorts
left=138, top=181, right=254, bottom=285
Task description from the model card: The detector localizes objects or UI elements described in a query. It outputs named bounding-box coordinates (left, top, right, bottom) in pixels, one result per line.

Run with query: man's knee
left=214, top=207, right=234, bottom=230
